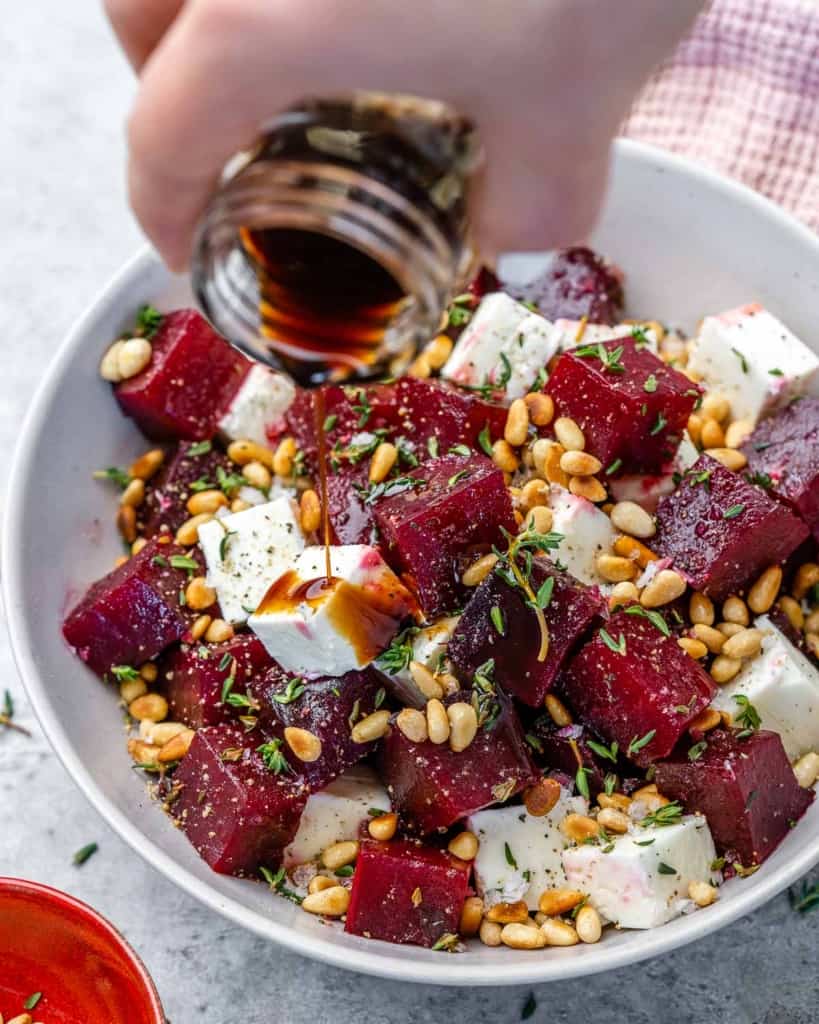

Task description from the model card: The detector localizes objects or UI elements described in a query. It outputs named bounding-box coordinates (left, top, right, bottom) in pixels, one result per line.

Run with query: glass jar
left=191, top=92, right=482, bottom=386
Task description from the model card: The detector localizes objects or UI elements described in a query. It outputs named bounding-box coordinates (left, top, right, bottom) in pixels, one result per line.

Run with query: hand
left=106, top=0, right=704, bottom=271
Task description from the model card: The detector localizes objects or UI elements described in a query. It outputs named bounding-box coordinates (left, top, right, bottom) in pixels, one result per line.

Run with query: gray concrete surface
left=0, top=5, right=816, bottom=1022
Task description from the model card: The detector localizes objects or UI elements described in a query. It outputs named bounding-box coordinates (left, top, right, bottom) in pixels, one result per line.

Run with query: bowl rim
left=5, top=138, right=819, bottom=986
left=0, top=876, right=165, bottom=1021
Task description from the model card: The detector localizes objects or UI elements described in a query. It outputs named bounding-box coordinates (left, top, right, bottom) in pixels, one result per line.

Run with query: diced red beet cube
left=448, top=557, right=605, bottom=707
left=173, top=723, right=310, bottom=875
left=654, top=455, right=810, bottom=600
left=249, top=666, right=383, bottom=789
left=560, top=609, right=715, bottom=767
left=741, top=397, right=819, bottom=539
left=324, top=465, right=376, bottom=546
left=142, top=440, right=233, bottom=538
left=374, top=454, right=516, bottom=618
left=160, top=634, right=274, bottom=729
left=654, top=729, right=813, bottom=866
left=505, top=247, right=624, bottom=324
left=467, top=265, right=501, bottom=302
left=545, top=338, right=700, bottom=473
left=62, top=539, right=201, bottom=677
left=379, top=689, right=538, bottom=833
left=528, top=718, right=634, bottom=796
left=115, top=310, right=250, bottom=441
left=345, top=840, right=470, bottom=947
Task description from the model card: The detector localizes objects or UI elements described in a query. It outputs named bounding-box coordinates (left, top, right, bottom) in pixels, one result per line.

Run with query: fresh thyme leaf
left=575, top=342, right=625, bottom=373
left=357, top=475, right=423, bottom=506
left=525, top=732, right=544, bottom=754
left=396, top=436, right=420, bottom=467
left=185, top=440, right=212, bottom=457
left=643, top=374, right=658, bottom=393
left=334, top=864, right=355, bottom=878
left=746, top=471, right=773, bottom=490
left=477, top=423, right=494, bottom=457
left=220, top=660, right=237, bottom=703
left=218, top=652, right=232, bottom=671
left=504, top=842, right=518, bottom=870
left=603, top=772, right=618, bottom=796
left=323, top=413, right=338, bottom=432
left=650, top=413, right=667, bottom=436
left=722, top=503, right=745, bottom=519
left=688, top=740, right=708, bottom=761
left=448, top=444, right=471, bottom=457
left=605, top=458, right=623, bottom=476
left=169, top=554, right=199, bottom=571
left=624, top=605, right=670, bottom=637
left=427, top=436, right=440, bottom=459
left=111, top=665, right=140, bottom=682
left=135, top=304, right=163, bottom=339
left=2, top=689, right=12, bottom=719
left=790, top=880, right=819, bottom=913
left=219, top=529, right=237, bottom=561
left=471, top=659, right=500, bottom=730
left=23, top=992, right=43, bottom=1011
left=768, top=367, right=784, bottom=377
left=640, top=801, right=683, bottom=828
left=627, top=729, right=656, bottom=757
left=260, top=865, right=303, bottom=904
left=257, top=738, right=292, bottom=774
left=376, top=627, right=419, bottom=674
left=216, top=465, right=248, bottom=495
left=575, top=766, right=590, bottom=800
left=374, top=687, right=387, bottom=709
left=587, top=739, right=619, bottom=763
left=490, top=605, right=506, bottom=635
left=151, top=554, right=169, bottom=568
left=535, top=575, right=555, bottom=610
left=599, top=628, right=627, bottom=655
left=93, top=466, right=131, bottom=489
left=731, top=347, right=749, bottom=374
left=431, top=932, right=460, bottom=952
left=496, top=352, right=513, bottom=389
left=733, top=694, right=761, bottom=732
left=73, top=842, right=98, bottom=866
left=226, top=691, right=258, bottom=711
left=657, top=862, right=678, bottom=875
left=349, top=387, right=373, bottom=427
left=272, top=678, right=306, bottom=705
left=447, top=469, right=470, bottom=488
left=521, top=992, right=537, bottom=1020
left=188, top=475, right=215, bottom=493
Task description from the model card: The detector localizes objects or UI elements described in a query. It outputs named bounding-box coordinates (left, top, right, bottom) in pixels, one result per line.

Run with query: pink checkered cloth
left=622, top=0, right=819, bottom=230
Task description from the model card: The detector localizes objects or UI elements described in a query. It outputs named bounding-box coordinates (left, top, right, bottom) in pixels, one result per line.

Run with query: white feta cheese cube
left=283, top=766, right=390, bottom=867
left=468, top=789, right=588, bottom=909
left=551, top=320, right=657, bottom=354
left=608, top=432, right=699, bottom=514
left=217, top=363, right=296, bottom=447
left=547, top=485, right=616, bottom=586
left=249, top=544, right=414, bottom=677
left=442, top=292, right=558, bottom=399
left=198, top=497, right=304, bottom=625
left=711, top=614, right=819, bottom=760
left=687, top=304, right=819, bottom=425
left=378, top=617, right=460, bottom=708
left=562, top=815, right=719, bottom=929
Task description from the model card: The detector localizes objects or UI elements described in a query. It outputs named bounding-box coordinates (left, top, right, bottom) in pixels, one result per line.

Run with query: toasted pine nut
left=561, top=813, right=599, bottom=842
left=426, top=699, right=450, bottom=745
left=504, top=399, right=530, bottom=447
left=717, top=621, right=744, bottom=638
left=144, top=721, right=186, bottom=746
left=158, top=727, right=195, bottom=763
left=424, top=333, right=453, bottom=369
left=778, top=595, right=804, bottom=630
left=688, top=881, right=718, bottom=907
left=127, top=738, right=159, bottom=766
left=119, top=677, right=147, bottom=703
left=543, top=441, right=570, bottom=486
left=117, top=505, right=137, bottom=544
left=131, top=537, right=148, bottom=556
left=459, top=896, right=484, bottom=936
left=632, top=782, right=658, bottom=798
left=569, top=475, right=607, bottom=503
left=240, top=460, right=271, bottom=491
left=129, top=693, right=168, bottom=723
left=640, top=569, right=687, bottom=608
left=321, top=840, right=359, bottom=870
left=485, top=900, right=529, bottom=924
left=724, top=419, right=753, bottom=449
left=114, top=555, right=129, bottom=568
left=205, top=618, right=234, bottom=644
left=461, top=552, right=498, bottom=587
left=793, top=562, right=819, bottom=600
left=120, top=478, right=145, bottom=509
left=613, top=535, right=657, bottom=568
left=408, top=354, right=431, bottom=378
left=479, top=920, right=503, bottom=946
left=524, top=392, right=554, bottom=426
left=689, top=707, right=721, bottom=734
left=519, top=478, right=549, bottom=512
left=597, top=792, right=632, bottom=812
left=284, top=726, right=323, bottom=762
left=700, top=417, right=724, bottom=449
left=447, top=702, right=478, bottom=752
left=538, top=889, right=584, bottom=916
left=100, top=339, right=126, bottom=381
left=351, top=709, right=391, bottom=744
left=524, top=777, right=562, bottom=817
left=231, top=498, right=253, bottom=513
left=575, top=904, right=602, bottom=943
left=185, top=576, right=217, bottom=611
left=438, top=672, right=460, bottom=697
left=806, top=609, right=819, bottom=635
left=501, top=923, right=547, bottom=949
left=273, top=437, right=298, bottom=477
left=554, top=417, right=585, bottom=451
left=701, top=393, right=731, bottom=423
left=544, top=693, right=572, bottom=727
left=190, top=614, right=212, bottom=641
left=396, top=707, right=428, bottom=743
left=308, top=874, right=337, bottom=895
left=540, top=918, right=579, bottom=946
left=710, top=655, right=742, bottom=684
left=597, top=807, right=630, bottom=834
left=690, top=592, right=715, bottom=626
left=704, top=447, right=747, bottom=471
left=687, top=413, right=703, bottom=446
left=678, top=637, right=708, bottom=660
left=369, top=442, right=398, bottom=484
left=175, top=512, right=214, bottom=545
left=227, top=439, right=274, bottom=469
left=530, top=438, right=553, bottom=477
left=117, top=337, right=153, bottom=379
left=368, top=812, right=398, bottom=841
left=560, top=450, right=602, bottom=476
left=806, top=633, right=819, bottom=660
left=596, top=554, right=637, bottom=583
left=7, top=1015, right=34, bottom=1024
left=409, top=661, right=444, bottom=700
left=610, top=500, right=656, bottom=539
left=793, top=751, right=819, bottom=788
left=722, top=627, right=763, bottom=660
left=491, top=439, right=519, bottom=473
left=609, top=581, right=640, bottom=611
left=523, top=505, right=554, bottom=534
left=187, top=489, right=228, bottom=516
left=130, top=448, right=164, bottom=481
left=299, top=489, right=322, bottom=534
left=722, top=596, right=750, bottom=625
left=302, top=885, right=350, bottom=917
left=448, top=830, right=479, bottom=860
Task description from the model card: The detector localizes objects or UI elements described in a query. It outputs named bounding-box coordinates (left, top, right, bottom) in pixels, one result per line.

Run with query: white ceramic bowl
left=5, top=140, right=819, bottom=985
